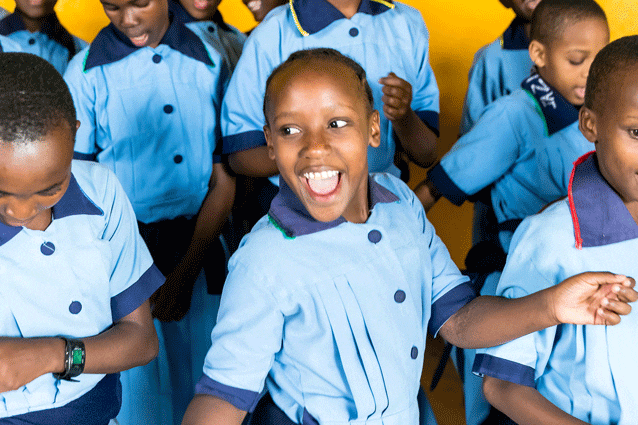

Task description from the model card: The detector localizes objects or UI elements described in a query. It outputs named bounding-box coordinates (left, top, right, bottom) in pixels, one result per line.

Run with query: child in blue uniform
left=63, top=0, right=235, bottom=423
left=169, top=0, right=245, bottom=72
left=179, top=48, right=638, bottom=425
left=459, top=0, right=538, bottom=136
left=0, top=0, right=86, bottom=74
left=416, top=0, right=608, bottom=254
left=474, top=36, right=638, bottom=425
left=0, top=52, right=163, bottom=425
left=221, top=0, right=439, bottom=191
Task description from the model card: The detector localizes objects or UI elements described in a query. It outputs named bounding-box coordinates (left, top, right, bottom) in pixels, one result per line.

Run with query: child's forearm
left=228, top=146, right=279, bottom=177
left=440, top=272, right=636, bottom=348
left=392, top=110, right=437, bottom=168
left=482, top=376, right=588, bottom=425
left=182, top=394, right=247, bottom=425
left=0, top=301, right=157, bottom=392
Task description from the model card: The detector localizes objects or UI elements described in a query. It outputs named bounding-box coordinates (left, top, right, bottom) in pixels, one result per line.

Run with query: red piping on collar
left=568, top=151, right=595, bottom=250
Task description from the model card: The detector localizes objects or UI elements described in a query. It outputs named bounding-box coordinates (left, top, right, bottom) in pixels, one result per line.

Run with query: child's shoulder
left=70, top=160, right=123, bottom=212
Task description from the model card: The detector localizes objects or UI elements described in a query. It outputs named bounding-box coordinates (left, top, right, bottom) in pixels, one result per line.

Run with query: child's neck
left=17, top=10, right=48, bottom=33
left=327, top=0, right=361, bottom=19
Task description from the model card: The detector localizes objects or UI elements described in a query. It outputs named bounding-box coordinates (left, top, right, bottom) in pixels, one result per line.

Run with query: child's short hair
left=0, top=52, right=76, bottom=144
left=585, top=35, right=638, bottom=112
left=263, top=48, right=375, bottom=124
left=530, top=0, right=607, bottom=45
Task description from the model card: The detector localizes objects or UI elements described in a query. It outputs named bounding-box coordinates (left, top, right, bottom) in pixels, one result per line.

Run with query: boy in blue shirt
left=416, top=0, right=608, bottom=254
left=474, top=35, right=638, bottom=425
left=169, top=0, right=246, bottom=72
left=63, top=0, right=235, bottom=423
left=0, top=0, right=87, bottom=74
left=0, top=52, right=163, bottom=425
left=180, top=48, right=637, bottom=425
left=220, top=0, right=439, bottom=191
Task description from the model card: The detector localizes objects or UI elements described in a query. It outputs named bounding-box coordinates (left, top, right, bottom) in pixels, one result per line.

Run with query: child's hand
left=151, top=258, right=199, bottom=322
left=0, top=337, right=64, bottom=392
left=379, top=72, right=413, bottom=123
left=551, top=272, right=637, bottom=326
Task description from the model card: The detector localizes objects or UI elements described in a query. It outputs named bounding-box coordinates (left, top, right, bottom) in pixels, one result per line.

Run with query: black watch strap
left=53, top=337, right=85, bottom=381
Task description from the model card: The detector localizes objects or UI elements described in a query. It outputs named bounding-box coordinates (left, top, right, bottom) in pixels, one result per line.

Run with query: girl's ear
left=368, top=110, right=381, bottom=148
left=529, top=39, right=547, bottom=69
left=579, top=106, right=598, bottom=145
left=264, top=125, right=276, bottom=160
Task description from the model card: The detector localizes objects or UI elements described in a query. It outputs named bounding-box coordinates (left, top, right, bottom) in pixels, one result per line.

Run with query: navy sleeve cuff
left=110, top=264, right=165, bottom=322
left=472, top=353, right=536, bottom=388
left=73, top=151, right=97, bottom=161
left=427, top=162, right=469, bottom=206
left=195, top=374, right=262, bottom=413
left=415, top=110, right=440, bottom=137
left=428, top=282, right=477, bottom=335
left=222, top=130, right=267, bottom=154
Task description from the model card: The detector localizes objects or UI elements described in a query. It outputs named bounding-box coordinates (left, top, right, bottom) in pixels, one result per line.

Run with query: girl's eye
left=329, top=120, right=347, bottom=129
left=629, top=129, right=638, bottom=138
left=282, top=127, right=300, bottom=136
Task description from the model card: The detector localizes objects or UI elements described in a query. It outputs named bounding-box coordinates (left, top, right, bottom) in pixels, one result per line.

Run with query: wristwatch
left=53, top=337, right=85, bottom=381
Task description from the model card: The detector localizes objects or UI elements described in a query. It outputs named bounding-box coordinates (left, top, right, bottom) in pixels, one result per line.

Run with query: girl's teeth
left=247, top=0, right=261, bottom=12
left=304, top=170, right=339, bottom=180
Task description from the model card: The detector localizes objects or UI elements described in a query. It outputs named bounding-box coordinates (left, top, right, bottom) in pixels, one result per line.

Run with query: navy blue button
left=411, top=346, right=418, bottom=359
left=69, top=301, right=82, bottom=314
left=163, top=104, right=174, bottom=114
left=394, top=290, right=406, bottom=303
left=152, top=54, right=162, bottom=63
left=368, top=230, right=382, bottom=243
left=349, top=27, right=359, bottom=37
left=174, top=155, right=183, bottom=164
left=28, top=38, right=36, bottom=45
left=208, top=25, right=215, bottom=32
left=40, top=241, right=55, bottom=256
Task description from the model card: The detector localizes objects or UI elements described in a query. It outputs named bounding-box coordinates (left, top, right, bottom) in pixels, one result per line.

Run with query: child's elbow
left=482, top=375, right=507, bottom=408
left=139, top=327, right=160, bottom=366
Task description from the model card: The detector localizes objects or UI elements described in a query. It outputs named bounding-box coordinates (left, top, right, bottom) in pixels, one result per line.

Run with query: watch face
left=72, top=347, right=84, bottom=365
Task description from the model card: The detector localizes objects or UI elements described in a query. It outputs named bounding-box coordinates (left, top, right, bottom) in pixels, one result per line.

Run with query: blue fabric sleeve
left=427, top=162, right=469, bottom=206
left=438, top=97, right=521, bottom=198
left=220, top=34, right=275, bottom=154
left=111, top=264, right=164, bottom=321
left=195, top=375, right=262, bottom=412
left=472, top=353, right=536, bottom=387
left=459, top=43, right=497, bottom=136
left=409, top=14, right=440, bottom=134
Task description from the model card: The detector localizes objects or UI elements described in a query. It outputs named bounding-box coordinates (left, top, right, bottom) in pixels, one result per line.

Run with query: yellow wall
left=2, top=0, right=635, bottom=265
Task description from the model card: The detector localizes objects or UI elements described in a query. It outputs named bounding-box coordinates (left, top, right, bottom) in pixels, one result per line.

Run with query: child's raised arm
left=482, top=376, right=588, bottom=425
left=182, top=394, right=247, bottom=425
left=439, top=272, right=637, bottom=349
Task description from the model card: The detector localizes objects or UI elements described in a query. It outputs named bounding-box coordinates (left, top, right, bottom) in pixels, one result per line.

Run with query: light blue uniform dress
left=169, top=0, right=245, bottom=73
left=195, top=174, right=477, bottom=425
left=64, top=16, right=227, bottom=425
left=0, top=12, right=86, bottom=75
left=0, top=33, right=22, bottom=52
left=429, top=73, right=590, bottom=425
left=0, top=160, right=164, bottom=425
left=222, top=0, right=439, bottom=185
left=474, top=152, right=638, bottom=424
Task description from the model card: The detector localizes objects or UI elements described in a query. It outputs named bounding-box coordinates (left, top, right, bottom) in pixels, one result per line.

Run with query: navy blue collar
left=268, top=175, right=400, bottom=238
left=169, top=1, right=232, bottom=31
left=290, top=0, right=393, bottom=36
left=0, top=173, right=103, bottom=247
left=521, top=73, right=579, bottom=136
left=0, top=12, right=77, bottom=59
left=500, top=17, right=529, bottom=50
left=568, top=152, right=638, bottom=248
left=84, top=11, right=214, bottom=71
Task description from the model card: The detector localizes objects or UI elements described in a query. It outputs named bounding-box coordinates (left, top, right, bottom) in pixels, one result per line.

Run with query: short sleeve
left=220, top=35, right=276, bottom=154
left=64, top=49, right=98, bottom=160
left=429, top=98, right=521, bottom=204
left=409, top=16, right=440, bottom=135
left=459, top=44, right=496, bottom=136
left=473, top=218, right=559, bottom=387
left=197, top=259, right=284, bottom=411
left=98, top=168, right=164, bottom=321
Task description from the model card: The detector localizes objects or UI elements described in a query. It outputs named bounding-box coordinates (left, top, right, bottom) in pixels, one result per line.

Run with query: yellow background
left=1, top=0, right=635, bottom=266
